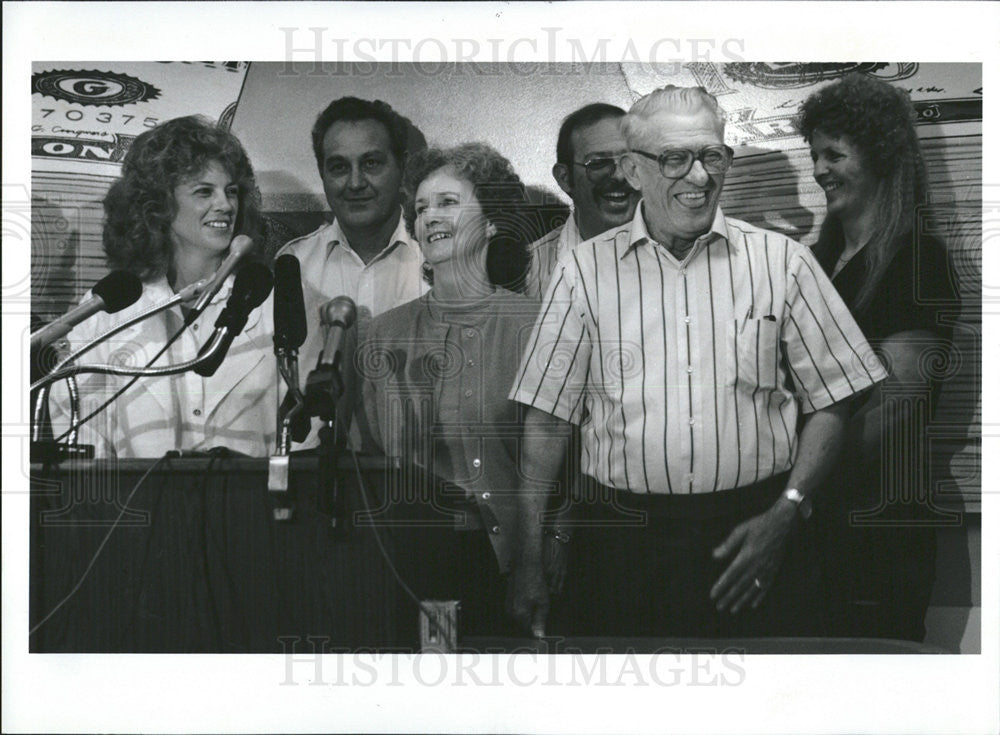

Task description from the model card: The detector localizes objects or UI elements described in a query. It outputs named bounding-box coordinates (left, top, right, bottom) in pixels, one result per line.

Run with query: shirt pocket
left=731, top=318, right=780, bottom=391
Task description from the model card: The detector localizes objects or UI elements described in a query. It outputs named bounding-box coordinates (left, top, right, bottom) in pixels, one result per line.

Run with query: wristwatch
left=781, top=488, right=813, bottom=521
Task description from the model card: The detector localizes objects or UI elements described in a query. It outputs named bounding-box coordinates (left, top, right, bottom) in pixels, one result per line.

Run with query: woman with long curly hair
left=51, top=115, right=276, bottom=457
left=797, top=74, right=958, bottom=641
left=358, top=143, right=535, bottom=645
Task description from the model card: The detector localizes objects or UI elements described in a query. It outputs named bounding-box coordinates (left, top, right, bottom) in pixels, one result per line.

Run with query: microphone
left=185, top=235, right=254, bottom=323
left=30, top=271, right=142, bottom=350
left=273, top=254, right=307, bottom=352
left=304, top=296, right=357, bottom=421
left=193, top=263, right=273, bottom=377
left=318, top=296, right=357, bottom=371
left=273, top=254, right=310, bottom=446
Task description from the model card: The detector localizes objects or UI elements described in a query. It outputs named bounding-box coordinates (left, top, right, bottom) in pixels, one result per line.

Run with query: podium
left=29, top=455, right=405, bottom=652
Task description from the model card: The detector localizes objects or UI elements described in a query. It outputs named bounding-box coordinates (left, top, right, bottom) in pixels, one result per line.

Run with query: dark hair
left=556, top=102, right=627, bottom=168
left=311, top=96, right=416, bottom=174
left=796, top=73, right=928, bottom=312
left=402, top=143, right=532, bottom=291
left=103, top=115, right=261, bottom=281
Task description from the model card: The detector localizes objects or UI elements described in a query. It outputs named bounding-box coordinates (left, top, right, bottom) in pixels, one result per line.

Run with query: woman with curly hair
left=797, top=74, right=958, bottom=641
left=51, top=115, right=276, bottom=457
left=358, top=143, right=535, bottom=645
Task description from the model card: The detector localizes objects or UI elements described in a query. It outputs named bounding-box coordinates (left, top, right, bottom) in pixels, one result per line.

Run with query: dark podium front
left=29, top=456, right=952, bottom=655
left=29, top=455, right=406, bottom=653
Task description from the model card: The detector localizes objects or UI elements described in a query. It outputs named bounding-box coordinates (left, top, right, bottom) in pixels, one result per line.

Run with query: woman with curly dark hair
left=358, top=143, right=536, bottom=645
left=797, top=74, right=958, bottom=641
left=51, top=115, right=276, bottom=457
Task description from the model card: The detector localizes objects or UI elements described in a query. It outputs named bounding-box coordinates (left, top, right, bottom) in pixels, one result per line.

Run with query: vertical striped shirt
left=510, top=204, right=886, bottom=494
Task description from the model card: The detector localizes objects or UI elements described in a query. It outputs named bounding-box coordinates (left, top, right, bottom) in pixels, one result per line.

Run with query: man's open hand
left=710, top=501, right=797, bottom=614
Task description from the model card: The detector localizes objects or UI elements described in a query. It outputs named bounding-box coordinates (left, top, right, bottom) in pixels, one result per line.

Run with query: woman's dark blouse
left=821, top=232, right=957, bottom=344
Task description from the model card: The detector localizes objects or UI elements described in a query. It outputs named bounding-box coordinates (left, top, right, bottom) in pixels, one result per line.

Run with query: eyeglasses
left=630, top=145, right=734, bottom=179
left=572, top=154, right=627, bottom=182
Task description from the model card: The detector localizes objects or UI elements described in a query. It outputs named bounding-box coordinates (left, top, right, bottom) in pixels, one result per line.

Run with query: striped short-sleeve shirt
left=510, top=204, right=886, bottom=494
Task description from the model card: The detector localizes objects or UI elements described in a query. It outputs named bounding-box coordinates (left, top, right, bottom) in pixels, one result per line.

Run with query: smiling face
left=169, top=160, right=239, bottom=261
left=622, top=106, right=725, bottom=251
left=556, top=116, right=640, bottom=240
left=320, top=118, right=404, bottom=234
left=809, top=129, right=879, bottom=223
left=413, top=166, right=492, bottom=269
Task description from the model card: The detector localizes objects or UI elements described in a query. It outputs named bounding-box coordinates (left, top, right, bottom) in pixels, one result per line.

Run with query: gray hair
left=622, top=85, right=726, bottom=145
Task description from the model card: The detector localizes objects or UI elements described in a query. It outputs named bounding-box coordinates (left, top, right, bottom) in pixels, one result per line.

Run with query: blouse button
left=192, top=323, right=199, bottom=331
left=193, top=409, right=202, bottom=417
left=490, top=525, right=501, bottom=535
left=472, top=458, right=481, bottom=468
left=481, top=492, right=491, bottom=500
left=464, top=389, right=473, bottom=398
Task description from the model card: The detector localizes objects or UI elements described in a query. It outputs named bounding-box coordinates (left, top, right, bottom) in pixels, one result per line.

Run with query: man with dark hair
left=525, top=103, right=640, bottom=299
left=278, top=96, right=428, bottom=446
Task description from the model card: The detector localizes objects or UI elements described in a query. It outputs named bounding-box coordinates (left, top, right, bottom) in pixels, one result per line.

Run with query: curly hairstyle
left=103, top=115, right=261, bottom=281
left=402, top=143, right=532, bottom=292
left=796, top=73, right=928, bottom=312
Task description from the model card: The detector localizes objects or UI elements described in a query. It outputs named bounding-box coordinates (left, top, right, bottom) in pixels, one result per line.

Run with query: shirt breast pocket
left=731, top=318, right=780, bottom=391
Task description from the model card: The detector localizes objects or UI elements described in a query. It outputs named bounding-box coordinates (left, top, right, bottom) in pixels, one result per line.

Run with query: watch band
left=781, top=487, right=813, bottom=520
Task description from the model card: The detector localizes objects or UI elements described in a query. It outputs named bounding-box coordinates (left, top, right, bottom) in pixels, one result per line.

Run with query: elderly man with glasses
left=508, top=85, right=886, bottom=640
left=525, top=103, right=641, bottom=300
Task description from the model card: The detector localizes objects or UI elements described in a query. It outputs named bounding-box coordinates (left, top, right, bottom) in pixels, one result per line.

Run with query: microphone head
left=92, top=270, right=143, bottom=313
left=228, top=234, right=255, bottom=259
left=273, top=254, right=307, bottom=350
left=320, top=295, right=357, bottom=329
left=232, top=262, right=274, bottom=312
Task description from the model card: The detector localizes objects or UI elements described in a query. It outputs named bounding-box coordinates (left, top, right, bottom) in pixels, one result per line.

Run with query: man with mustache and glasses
left=509, top=86, right=885, bottom=640
left=524, top=103, right=640, bottom=300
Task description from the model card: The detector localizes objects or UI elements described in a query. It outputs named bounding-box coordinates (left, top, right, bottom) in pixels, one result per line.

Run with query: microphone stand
left=30, top=281, right=206, bottom=459
left=269, top=348, right=306, bottom=521
left=304, top=360, right=347, bottom=537
left=30, top=326, right=232, bottom=462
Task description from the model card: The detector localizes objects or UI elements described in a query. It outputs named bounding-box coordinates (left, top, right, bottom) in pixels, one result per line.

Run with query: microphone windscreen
left=320, top=295, right=357, bottom=329
left=233, top=262, right=274, bottom=312
left=92, top=270, right=143, bottom=313
left=273, top=254, right=307, bottom=350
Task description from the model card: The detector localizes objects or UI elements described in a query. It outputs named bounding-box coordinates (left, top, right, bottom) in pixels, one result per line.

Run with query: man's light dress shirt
left=50, top=276, right=277, bottom=458
left=511, top=205, right=886, bottom=494
left=525, top=215, right=581, bottom=301
left=277, top=213, right=429, bottom=375
left=276, top=213, right=428, bottom=447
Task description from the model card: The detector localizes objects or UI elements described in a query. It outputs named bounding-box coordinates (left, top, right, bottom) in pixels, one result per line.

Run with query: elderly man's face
left=623, top=106, right=725, bottom=251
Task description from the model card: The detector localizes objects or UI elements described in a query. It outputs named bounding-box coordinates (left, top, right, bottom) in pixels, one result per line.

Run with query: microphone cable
left=350, top=449, right=455, bottom=648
